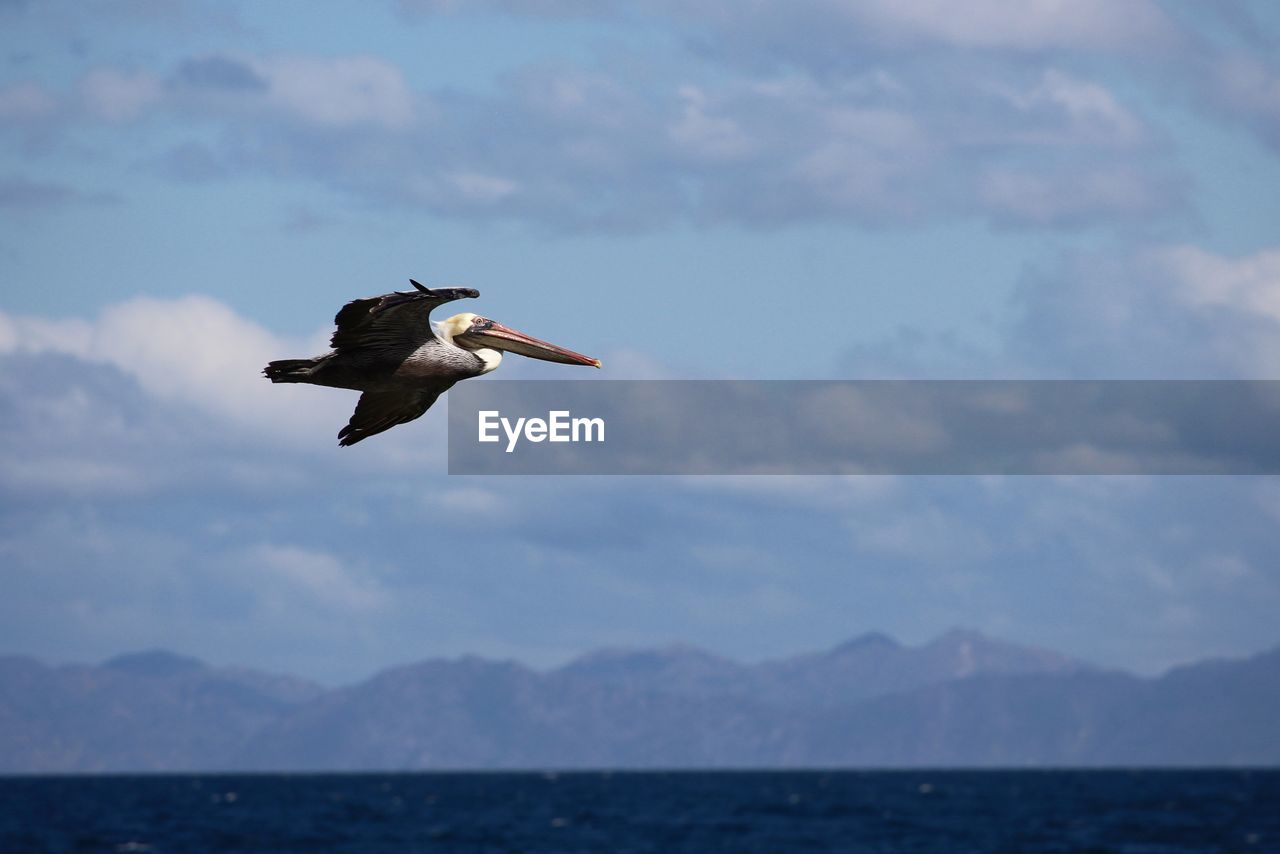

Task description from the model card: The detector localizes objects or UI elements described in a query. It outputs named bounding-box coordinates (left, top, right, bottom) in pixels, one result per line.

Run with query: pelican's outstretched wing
left=337, top=383, right=455, bottom=446
left=330, top=281, right=478, bottom=352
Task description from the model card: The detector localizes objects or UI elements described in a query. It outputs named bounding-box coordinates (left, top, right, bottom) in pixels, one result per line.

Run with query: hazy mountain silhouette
left=2, top=632, right=1276, bottom=772
left=780, top=647, right=1280, bottom=767
left=552, top=629, right=1083, bottom=710
left=0, top=651, right=323, bottom=772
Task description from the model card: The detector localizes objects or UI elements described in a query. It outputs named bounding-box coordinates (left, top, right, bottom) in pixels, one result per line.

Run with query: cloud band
left=448, top=380, right=1280, bottom=474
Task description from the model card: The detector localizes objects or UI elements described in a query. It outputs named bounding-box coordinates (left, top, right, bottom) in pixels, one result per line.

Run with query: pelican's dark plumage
left=264, top=280, right=600, bottom=446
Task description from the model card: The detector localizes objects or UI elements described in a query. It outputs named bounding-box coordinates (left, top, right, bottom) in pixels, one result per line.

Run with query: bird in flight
left=264, top=280, right=600, bottom=446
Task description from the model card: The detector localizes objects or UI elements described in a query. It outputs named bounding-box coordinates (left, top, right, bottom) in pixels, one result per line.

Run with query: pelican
left=264, top=280, right=600, bottom=446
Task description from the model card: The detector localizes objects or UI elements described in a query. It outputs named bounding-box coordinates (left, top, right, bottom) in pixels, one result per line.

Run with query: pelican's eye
left=471, top=317, right=493, bottom=331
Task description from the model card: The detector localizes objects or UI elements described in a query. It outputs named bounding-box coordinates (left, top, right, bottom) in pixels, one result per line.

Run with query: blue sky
left=2, top=0, right=1279, bottom=684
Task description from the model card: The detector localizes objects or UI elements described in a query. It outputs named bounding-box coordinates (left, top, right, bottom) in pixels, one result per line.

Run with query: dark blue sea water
left=1, top=770, right=1276, bottom=852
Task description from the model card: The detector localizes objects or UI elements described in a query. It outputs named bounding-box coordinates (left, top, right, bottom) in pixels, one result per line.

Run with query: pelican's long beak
left=459, top=320, right=601, bottom=368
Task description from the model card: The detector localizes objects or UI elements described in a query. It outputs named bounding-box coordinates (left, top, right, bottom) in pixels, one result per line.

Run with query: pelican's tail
left=263, top=358, right=318, bottom=383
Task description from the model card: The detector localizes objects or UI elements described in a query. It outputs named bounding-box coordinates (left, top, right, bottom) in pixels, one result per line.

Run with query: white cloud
left=445, top=170, right=520, bottom=204
left=61, top=53, right=419, bottom=132
left=422, top=486, right=506, bottom=517
left=1202, top=53, right=1280, bottom=148
left=1140, top=246, right=1280, bottom=376
left=246, top=544, right=388, bottom=614
left=0, top=313, right=92, bottom=354
left=1156, top=245, right=1280, bottom=324
left=0, top=81, right=59, bottom=121
left=667, top=85, right=755, bottom=161
left=79, top=68, right=162, bottom=123
left=853, top=0, right=1176, bottom=52
left=679, top=474, right=900, bottom=510
left=0, top=455, right=152, bottom=497
left=0, top=296, right=349, bottom=444
left=1007, top=245, right=1280, bottom=378
left=94, top=296, right=298, bottom=419
left=22, top=41, right=1178, bottom=232
left=850, top=504, right=994, bottom=565
left=843, top=242, right=1280, bottom=381
left=978, top=166, right=1175, bottom=227
left=249, top=55, right=416, bottom=130
left=404, top=0, right=1175, bottom=53
left=397, top=0, right=608, bottom=16
left=991, top=70, right=1147, bottom=147
left=651, top=0, right=1178, bottom=81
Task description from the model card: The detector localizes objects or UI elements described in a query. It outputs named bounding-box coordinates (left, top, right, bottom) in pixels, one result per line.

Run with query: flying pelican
left=264, top=280, right=600, bottom=446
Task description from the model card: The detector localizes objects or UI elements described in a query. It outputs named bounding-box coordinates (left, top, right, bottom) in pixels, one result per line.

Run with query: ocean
left=2, top=770, right=1276, bottom=852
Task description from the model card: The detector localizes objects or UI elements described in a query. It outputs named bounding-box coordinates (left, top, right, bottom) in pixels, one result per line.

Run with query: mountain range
left=2, top=630, right=1277, bottom=772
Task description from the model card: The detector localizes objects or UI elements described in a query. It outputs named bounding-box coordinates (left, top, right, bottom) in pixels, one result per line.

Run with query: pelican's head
left=442, top=312, right=601, bottom=369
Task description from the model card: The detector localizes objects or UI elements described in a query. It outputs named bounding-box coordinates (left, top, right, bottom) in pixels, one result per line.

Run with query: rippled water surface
left=2, top=770, right=1277, bottom=852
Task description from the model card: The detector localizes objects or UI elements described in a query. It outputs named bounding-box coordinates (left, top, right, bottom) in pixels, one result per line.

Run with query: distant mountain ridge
left=2, top=632, right=1277, bottom=773
left=554, top=628, right=1086, bottom=710
left=0, top=649, right=325, bottom=772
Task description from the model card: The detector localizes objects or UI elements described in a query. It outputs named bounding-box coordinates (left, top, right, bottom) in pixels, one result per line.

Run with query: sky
left=2, top=0, right=1279, bottom=685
